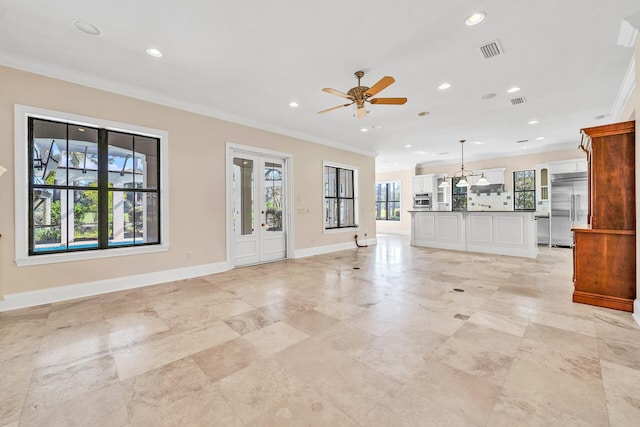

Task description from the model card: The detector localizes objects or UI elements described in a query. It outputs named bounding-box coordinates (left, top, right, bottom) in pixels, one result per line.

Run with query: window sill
left=16, top=244, right=169, bottom=267
left=323, top=226, right=359, bottom=235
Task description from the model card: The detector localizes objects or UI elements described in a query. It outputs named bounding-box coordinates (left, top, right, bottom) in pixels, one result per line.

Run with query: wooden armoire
left=572, top=121, right=636, bottom=312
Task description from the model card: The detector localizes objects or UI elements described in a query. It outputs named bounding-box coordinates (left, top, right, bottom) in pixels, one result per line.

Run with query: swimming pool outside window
left=29, top=117, right=161, bottom=255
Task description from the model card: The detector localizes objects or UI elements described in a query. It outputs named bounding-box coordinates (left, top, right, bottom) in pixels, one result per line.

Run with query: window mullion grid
left=386, top=183, right=390, bottom=220
left=98, top=129, right=109, bottom=248
left=335, top=168, right=341, bottom=228
left=27, top=118, right=35, bottom=253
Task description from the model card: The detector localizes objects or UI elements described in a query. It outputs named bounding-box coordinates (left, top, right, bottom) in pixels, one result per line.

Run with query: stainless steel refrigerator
left=549, top=171, right=588, bottom=247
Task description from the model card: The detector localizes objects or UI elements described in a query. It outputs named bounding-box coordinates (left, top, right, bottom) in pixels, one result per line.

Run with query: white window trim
left=322, top=160, right=360, bottom=234
left=14, top=104, right=170, bottom=267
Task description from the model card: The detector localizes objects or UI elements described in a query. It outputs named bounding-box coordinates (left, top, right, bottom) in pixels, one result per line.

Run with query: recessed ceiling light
left=535, top=136, right=545, bottom=141
left=289, top=101, right=299, bottom=108
left=507, top=86, right=521, bottom=93
left=146, top=48, right=163, bottom=58
left=481, top=93, right=496, bottom=100
left=417, top=111, right=429, bottom=117
left=438, top=83, right=451, bottom=90
left=73, top=20, right=102, bottom=36
left=465, top=12, right=486, bottom=26
left=469, top=141, right=485, bottom=145
left=415, top=151, right=427, bottom=155
left=528, top=120, right=539, bottom=125
left=405, top=144, right=412, bottom=148
left=372, top=125, right=383, bottom=129
left=360, top=128, right=369, bottom=133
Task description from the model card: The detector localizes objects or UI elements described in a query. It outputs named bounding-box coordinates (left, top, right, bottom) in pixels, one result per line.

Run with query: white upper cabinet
left=549, top=159, right=587, bottom=174
left=412, top=174, right=434, bottom=194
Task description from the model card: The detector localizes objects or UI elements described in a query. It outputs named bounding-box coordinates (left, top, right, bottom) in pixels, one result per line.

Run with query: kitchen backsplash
left=467, top=192, right=513, bottom=211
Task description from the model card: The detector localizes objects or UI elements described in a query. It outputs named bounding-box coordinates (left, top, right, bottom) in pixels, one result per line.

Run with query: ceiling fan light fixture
left=465, top=12, right=486, bottom=26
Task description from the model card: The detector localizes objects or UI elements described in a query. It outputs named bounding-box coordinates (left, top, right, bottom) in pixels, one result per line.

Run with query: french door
left=230, top=151, right=287, bottom=266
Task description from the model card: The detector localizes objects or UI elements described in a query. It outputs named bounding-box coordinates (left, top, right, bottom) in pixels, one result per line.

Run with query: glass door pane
left=264, top=161, right=283, bottom=232
left=232, top=157, right=255, bottom=236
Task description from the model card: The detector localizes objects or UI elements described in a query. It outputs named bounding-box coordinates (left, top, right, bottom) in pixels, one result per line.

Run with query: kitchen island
left=409, top=210, right=538, bottom=258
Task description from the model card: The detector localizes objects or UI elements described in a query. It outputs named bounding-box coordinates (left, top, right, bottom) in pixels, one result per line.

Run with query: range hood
left=469, top=183, right=505, bottom=195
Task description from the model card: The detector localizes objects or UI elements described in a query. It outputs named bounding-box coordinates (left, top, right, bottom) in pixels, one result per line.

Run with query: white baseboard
left=294, top=238, right=377, bottom=259
left=0, top=261, right=230, bottom=312
left=377, top=229, right=411, bottom=236
left=0, top=237, right=385, bottom=312
left=633, top=299, right=640, bottom=327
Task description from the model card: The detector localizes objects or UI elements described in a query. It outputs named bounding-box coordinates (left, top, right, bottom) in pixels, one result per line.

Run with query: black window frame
left=513, top=169, right=536, bottom=211
left=451, top=177, right=468, bottom=211
left=324, top=165, right=357, bottom=229
left=375, top=181, right=401, bottom=221
left=28, top=117, right=162, bottom=255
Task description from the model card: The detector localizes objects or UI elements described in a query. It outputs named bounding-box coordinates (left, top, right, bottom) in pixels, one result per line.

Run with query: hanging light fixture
left=438, top=139, right=490, bottom=189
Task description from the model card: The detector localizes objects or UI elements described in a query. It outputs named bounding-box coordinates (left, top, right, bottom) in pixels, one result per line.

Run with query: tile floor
left=1, top=235, right=640, bottom=426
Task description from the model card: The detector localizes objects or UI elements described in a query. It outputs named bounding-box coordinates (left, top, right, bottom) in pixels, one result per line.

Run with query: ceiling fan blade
left=322, top=88, right=354, bottom=100
left=364, top=76, right=395, bottom=97
left=369, top=97, right=408, bottom=105
left=356, top=105, right=367, bottom=119
left=318, top=103, right=353, bottom=114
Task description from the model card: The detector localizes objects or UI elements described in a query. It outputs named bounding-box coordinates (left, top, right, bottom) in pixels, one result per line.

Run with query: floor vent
left=510, top=96, right=527, bottom=105
left=479, top=40, right=504, bottom=59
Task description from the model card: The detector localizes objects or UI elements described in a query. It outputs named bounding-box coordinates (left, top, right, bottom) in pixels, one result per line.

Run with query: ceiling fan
left=318, top=71, right=407, bottom=118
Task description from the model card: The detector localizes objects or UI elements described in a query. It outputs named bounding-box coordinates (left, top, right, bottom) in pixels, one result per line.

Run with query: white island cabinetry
left=410, top=211, right=538, bottom=258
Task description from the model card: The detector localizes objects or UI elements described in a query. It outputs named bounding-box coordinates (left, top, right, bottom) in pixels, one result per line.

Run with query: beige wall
left=375, top=169, right=413, bottom=235
left=0, top=65, right=376, bottom=297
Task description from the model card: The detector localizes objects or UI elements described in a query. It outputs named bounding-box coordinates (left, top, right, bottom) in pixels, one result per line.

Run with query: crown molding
left=610, top=54, right=636, bottom=121
left=0, top=54, right=377, bottom=158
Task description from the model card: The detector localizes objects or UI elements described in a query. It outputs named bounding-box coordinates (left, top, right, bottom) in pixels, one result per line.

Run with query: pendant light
left=438, top=140, right=490, bottom=188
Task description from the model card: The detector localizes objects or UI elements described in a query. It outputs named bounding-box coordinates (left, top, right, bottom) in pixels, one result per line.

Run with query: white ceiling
left=1, top=1, right=638, bottom=172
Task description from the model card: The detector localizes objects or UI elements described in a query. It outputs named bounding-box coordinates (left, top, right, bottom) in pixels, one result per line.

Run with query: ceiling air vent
left=510, top=97, right=527, bottom=105
left=478, top=40, right=504, bottom=59
left=517, top=139, right=529, bottom=144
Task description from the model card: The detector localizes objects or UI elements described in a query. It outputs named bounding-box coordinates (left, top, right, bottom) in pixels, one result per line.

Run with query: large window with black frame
left=375, top=181, right=400, bottom=221
left=513, top=169, right=536, bottom=210
left=324, top=165, right=357, bottom=229
left=451, top=177, right=468, bottom=211
left=29, top=117, right=161, bottom=255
